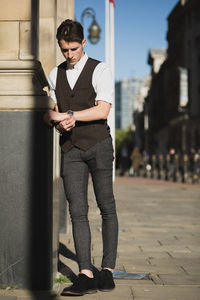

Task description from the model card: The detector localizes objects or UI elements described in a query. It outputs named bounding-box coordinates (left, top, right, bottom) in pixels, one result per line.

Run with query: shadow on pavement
left=58, top=242, right=100, bottom=283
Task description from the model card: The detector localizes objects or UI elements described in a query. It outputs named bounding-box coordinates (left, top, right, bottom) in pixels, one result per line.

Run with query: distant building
left=145, top=49, right=168, bottom=154
left=115, top=77, right=143, bottom=130
left=148, top=49, right=167, bottom=75
left=133, top=75, right=151, bottom=149
left=134, top=75, right=151, bottom=113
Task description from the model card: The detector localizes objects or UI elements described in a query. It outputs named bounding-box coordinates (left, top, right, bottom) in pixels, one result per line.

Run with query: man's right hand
left=55, top=115, right=76, bottom=133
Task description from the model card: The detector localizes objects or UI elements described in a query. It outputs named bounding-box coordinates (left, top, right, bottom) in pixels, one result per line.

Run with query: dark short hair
left=56, top=19, right=84, bottom=44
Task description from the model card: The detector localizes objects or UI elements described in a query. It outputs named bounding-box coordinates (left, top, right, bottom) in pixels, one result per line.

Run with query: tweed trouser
left=61, top=136, right=118, bottom=271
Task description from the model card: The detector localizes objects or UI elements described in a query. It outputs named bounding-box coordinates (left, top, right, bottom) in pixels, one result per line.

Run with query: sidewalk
left=58, top=177, right=200, bottom=300
left=1, top=177, right=200, bottom=299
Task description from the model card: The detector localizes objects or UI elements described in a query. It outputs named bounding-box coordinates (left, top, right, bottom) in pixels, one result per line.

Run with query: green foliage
left=115, top=127, right=133, bottom=155
left=0, top=284, right=18, bottom=289
left=54, top=275, right=71, bottom=284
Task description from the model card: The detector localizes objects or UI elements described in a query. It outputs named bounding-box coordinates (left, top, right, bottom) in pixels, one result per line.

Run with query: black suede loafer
left=98, top=269, right=115, bottom=292
left=61, top=273, right=97, bottom=296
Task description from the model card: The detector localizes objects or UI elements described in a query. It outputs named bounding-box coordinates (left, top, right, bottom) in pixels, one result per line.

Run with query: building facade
left=133, top=75, right=151, bottom=150
left=145, top=0, right=200, bottom=155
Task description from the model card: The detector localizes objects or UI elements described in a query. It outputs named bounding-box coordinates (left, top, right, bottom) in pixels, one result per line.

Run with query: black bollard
left=193, top=154, right=200, bottom=184
left=165, top=154, right=170, bottom=181
left=173, top=154, right=179, bottom=182
left=151, top=155, right=156, bottom=179
left=158, top=154, right=164, bottom=180
left=182, top=154, right=189, bottom=183
left=143, top=155, right=148, bottom=178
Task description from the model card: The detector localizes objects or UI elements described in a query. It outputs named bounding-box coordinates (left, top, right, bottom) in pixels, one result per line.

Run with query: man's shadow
left=58, top=242, right=100, bottom=283
left=58, top=242, right=78, bottom=283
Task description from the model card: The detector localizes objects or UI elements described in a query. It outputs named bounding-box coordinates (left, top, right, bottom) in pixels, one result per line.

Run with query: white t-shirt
left=48, top=53, right=113, bottom=105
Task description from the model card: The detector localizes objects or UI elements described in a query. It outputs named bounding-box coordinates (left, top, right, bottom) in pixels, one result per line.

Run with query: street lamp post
left=81, top=8, right=101, bottom=44
left=80, top=3, right=115, bottom=179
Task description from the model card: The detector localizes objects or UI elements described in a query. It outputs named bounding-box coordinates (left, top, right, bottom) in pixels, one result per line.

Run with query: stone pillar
left=0, top=0, right=74, bottom=290
left=0, top=60, right=55, bottom=290
left=0, top=0, right=52, bottom=290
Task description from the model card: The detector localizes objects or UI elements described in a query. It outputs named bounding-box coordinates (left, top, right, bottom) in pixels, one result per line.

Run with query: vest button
left=71, top=93, right=75, bottom=97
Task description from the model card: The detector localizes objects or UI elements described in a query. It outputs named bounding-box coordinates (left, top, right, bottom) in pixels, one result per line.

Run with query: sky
left=75, top=0, right=178, bottom=81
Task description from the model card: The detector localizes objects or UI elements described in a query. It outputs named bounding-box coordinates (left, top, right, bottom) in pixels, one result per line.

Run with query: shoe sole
left=61, top=289, right=97, bottom=296
left=99, top=288, right=115, bottom=292
left=86, top=289, right=98, bottom=294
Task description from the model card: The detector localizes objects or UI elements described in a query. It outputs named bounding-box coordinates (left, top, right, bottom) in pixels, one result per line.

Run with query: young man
left=44, top=19, right=118, bottom=296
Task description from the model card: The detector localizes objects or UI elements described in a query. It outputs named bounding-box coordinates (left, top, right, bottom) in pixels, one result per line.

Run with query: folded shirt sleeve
left=93, top=62, right=114, bottom=106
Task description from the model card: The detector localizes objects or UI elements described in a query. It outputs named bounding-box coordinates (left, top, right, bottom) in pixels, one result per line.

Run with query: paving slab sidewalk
left=1, top=177, right=200, bottom=300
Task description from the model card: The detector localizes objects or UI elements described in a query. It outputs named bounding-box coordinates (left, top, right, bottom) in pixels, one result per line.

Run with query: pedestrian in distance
left=43, top=19, right=118, bottom=296
left=130, top=147, right=142, bottom=176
